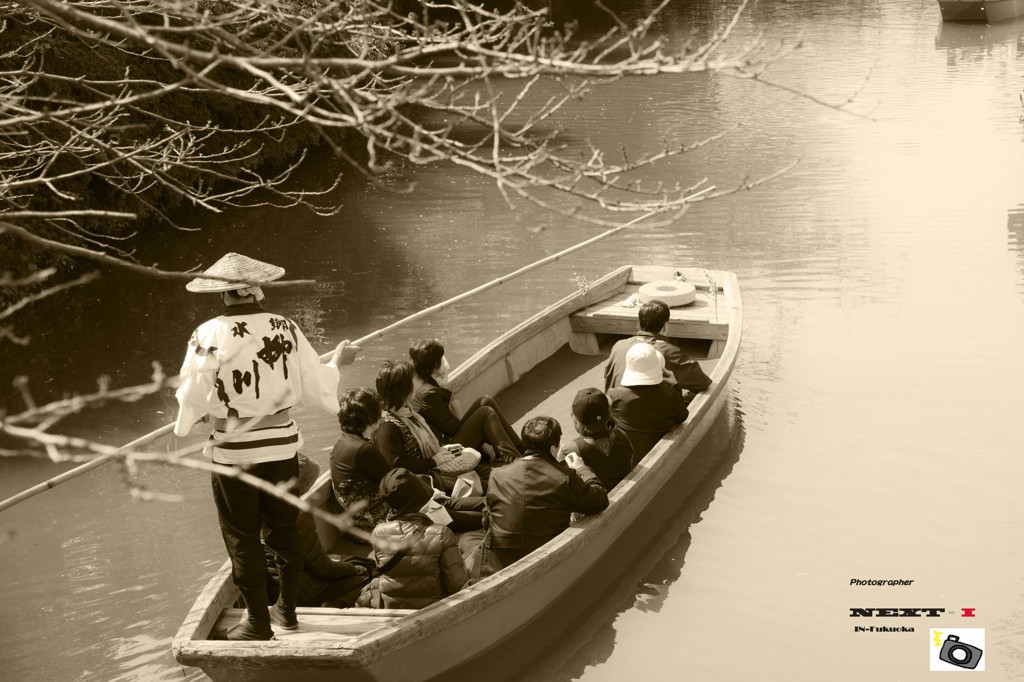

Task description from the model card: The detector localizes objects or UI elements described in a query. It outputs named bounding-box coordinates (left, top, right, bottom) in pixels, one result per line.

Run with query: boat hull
left=938, top=0, right=1024, bottom=22
left=173, top=265, right=742, bottom=682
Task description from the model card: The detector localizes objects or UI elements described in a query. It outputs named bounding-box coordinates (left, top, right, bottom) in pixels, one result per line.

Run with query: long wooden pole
left=0, top=198, right=704, bottom=513
left=0, top=423, right=176, bottom=512
left=318, top=198, right=707, bottom=360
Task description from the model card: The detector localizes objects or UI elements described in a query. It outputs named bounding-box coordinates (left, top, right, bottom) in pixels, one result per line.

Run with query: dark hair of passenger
left=375, top=360, right=416, bottom=411
left=637, top=299, right=671, bottom=333
left=409, top=338, right=445, bottom=382
left=576, top=416, right=612, bottom=439
left=520, top=416, right=562, bottom=454
left=337, top=387, right=382, bottom=435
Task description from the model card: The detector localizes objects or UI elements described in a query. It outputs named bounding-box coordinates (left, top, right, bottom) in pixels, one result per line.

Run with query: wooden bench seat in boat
left=569, top=266, right=728, bottom=358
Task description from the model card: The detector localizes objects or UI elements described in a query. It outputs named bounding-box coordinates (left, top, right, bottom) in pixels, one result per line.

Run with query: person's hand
left=331, top=340, right=361, bottom=367
left=554, top=443, right=570, bottom=462
left=563, top=452, right=584, bottom=471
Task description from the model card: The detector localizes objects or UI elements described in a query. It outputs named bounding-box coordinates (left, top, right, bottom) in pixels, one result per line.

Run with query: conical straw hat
left=185, top=252, right=286, bottom=293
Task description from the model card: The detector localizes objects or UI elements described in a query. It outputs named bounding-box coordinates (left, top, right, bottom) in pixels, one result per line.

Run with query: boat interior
left=206, top=272, right=724, bottom=641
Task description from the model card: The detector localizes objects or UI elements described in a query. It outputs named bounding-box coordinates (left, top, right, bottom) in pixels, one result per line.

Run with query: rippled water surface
left=3, top=1, right=1024, bottom=680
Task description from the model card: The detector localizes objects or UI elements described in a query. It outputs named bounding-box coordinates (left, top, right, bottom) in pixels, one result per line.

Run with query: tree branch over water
left=3, top=0, right=802, bottom=232
left=0, top=0, right=863, bottom=514
left=0, top=0, right=821, bottom=343
left=1, top=370, right=378, bottom=541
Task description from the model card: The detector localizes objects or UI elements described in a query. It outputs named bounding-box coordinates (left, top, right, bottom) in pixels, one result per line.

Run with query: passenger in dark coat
left=559, top=388, right=635, bottom=488
left=607, top=343, right=689, bottom=460
left=373, top=360, right=470, bottom=477
left=409, top=338, right=522, bottom=463
left=604, top=299, right=711, bottom=401
left=484, top=416, right=609, bottom=573
left=329, top=388, right=392, bottom=536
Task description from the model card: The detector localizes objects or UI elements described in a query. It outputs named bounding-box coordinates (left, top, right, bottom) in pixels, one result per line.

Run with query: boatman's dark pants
left=212, top=455, right=304, bottom=628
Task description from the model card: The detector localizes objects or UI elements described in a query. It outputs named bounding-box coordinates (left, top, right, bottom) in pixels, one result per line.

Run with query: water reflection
left=1008, top=207, right=1024, bottom=284
left=441, top=394, right=746, bottom=682
left=550, top=396, right=745, bottom=681
left=934, top=15, right=1024, bottom=52
left=107, top=630, right=177, bottom=682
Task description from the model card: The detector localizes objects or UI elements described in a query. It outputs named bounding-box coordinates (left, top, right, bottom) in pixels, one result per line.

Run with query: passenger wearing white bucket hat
left=620, top=342, right=665, bottom=387
left=607, top=343, right=689, bottom=461
left=174, top=252, right=361, bottom=641
left=604, top=299, right=711, bottom=398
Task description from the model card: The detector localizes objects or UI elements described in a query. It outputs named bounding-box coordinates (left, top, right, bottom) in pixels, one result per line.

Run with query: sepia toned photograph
left=1, top=0, right=1022, bottom=680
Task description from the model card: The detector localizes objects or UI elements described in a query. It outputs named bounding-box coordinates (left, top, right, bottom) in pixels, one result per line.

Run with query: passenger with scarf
left=372, top=360, right=485, bottom=531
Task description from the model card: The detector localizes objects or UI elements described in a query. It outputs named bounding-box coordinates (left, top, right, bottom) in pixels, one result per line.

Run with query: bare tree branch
left=0, top=0, right=870, bottom=518
left=0, top=378, right=376, bottom=541
left=0, top=220, right=316, bottom=286
left=0, top=269, right=100, bottom=323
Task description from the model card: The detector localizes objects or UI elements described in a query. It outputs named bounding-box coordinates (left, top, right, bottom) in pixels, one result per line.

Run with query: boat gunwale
left=172, top=264, right=742, bottom=673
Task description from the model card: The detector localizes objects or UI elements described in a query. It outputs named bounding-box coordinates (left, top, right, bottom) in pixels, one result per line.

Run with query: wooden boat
left=937, top=0, right=1024, bottom=22
left=171, top=264, right=742, bottom=682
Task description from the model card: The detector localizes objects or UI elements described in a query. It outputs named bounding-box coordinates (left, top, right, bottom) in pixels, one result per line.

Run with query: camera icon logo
left=930, top=629, right=985, bottom=672
left=939, top=635, right=983, bottom=669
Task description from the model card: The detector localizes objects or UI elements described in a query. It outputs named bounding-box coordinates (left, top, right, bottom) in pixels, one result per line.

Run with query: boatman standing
left=174, top=252, right=359, bottom=640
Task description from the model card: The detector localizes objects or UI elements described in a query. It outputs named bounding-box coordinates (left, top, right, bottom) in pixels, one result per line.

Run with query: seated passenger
left=409, top=338, right=522, bottom=463
left=372, top=360, right=485, bottom=531
left=329, top=387, right=392, bottom=536
left=604, top=299, right=711, bottom=403
left=484, top=416, right=609, bottom=573
left=363, top=468, right=469, bottom=609
left=559, top=388, right=635, bottom=488
left=264, top=455, right=371, bottom=610
left=607, top=343, right=689, bottom=460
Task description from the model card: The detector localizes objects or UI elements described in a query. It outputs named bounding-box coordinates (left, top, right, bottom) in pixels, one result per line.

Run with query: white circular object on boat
left=638, top=280, right=696, bottom=307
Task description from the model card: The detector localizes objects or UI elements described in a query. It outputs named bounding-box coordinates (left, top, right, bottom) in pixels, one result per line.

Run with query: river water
left=3, top=0, right=1024, bottom=680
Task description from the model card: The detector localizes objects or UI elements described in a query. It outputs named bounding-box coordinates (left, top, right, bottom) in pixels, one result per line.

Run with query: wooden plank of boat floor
left=493, top=343, right=607, bottom=437
left=213, top=607, right=416, bottom=640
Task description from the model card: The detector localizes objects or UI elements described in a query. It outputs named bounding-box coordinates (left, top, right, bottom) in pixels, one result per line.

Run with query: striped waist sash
left=211, top=409, right=291, bottom=432
left=208, top=409, right=301, bottom=464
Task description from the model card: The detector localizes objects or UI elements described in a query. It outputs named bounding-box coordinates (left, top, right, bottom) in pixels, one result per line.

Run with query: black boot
left=224, top=618, right=274, bottom=641
left=221, top=589, right=273, bottom=640
left=273, top=562, right=302, bottom=631
left=270, top=601, right=298, bottom=630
